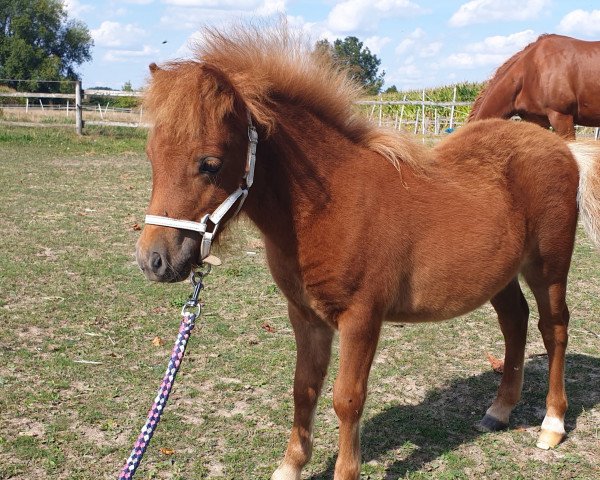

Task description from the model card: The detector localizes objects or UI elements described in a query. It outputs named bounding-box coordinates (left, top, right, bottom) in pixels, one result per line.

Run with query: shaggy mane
left=143, top=23, right=427, bottom=171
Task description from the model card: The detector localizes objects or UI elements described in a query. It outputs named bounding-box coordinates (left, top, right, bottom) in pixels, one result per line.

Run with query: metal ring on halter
left=181, top=300, right=202, bottom=317
left=180, top=265, right=209, bottom=316
left=192, top=263, right=211, bottom=281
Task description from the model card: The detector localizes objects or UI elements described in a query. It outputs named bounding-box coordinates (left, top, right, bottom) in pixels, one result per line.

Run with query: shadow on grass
left=311, top=353, right=600, bottom=479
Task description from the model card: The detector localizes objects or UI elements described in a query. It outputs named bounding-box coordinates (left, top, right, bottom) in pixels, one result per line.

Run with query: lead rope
left=118, top=266, right=209, bottom=479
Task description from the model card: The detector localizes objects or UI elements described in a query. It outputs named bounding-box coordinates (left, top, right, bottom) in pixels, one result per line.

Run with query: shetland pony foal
left=136, top=26, right=600, bottom=479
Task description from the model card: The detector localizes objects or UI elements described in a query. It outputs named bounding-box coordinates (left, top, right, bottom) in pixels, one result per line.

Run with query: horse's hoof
left=536, top=429, right=565, bottom=450
left=476, top=414, right=508, bottom=432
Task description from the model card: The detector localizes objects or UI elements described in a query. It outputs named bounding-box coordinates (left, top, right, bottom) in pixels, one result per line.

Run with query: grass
left=0, top=125, right=598, bottom=479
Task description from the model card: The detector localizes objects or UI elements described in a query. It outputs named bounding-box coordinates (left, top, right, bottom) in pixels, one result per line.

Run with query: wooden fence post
left=449, top=86, right=457, bottom=130
left=399, top=94, right=406, bottom=131
left=75, top=80, right=83, bottom=135
left=421, top=89, right=426, bottom=136
left=414, top=109, right=419, bottom=135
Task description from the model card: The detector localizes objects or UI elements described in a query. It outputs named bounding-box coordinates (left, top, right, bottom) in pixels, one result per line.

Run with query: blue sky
left=64, top=0, right=600, bottom=91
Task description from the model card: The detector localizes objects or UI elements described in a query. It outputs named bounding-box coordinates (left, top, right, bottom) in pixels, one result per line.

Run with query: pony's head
left=136, top=61, right=252, bottom=282
left=136, top=23, right=426, bottom=282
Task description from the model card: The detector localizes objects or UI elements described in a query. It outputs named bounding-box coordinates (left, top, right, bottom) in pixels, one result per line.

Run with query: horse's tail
left=569, top=142, right=600, bottom=248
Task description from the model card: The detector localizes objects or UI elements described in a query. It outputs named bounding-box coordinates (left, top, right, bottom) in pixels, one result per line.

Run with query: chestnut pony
left=469, top=34, right=600, bottom=139
left=136, top=26, right=600, bottom=479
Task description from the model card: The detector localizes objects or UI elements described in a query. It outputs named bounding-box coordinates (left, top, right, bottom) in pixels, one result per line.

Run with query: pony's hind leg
left=479, top=278, right=529, bottom=431
left=524, top=273, right=571, bottom=450
left=272, top=303, right=334, bottom=480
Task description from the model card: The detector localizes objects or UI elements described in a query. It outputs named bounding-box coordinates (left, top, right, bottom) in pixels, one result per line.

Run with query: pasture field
left=0, top=126, right=598, bottom=479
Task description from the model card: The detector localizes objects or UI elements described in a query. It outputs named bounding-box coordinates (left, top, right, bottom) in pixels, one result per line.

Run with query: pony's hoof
left=536, top=429, right=565, bottom=450
left=271, top=463, right=301, bottom=480
left=476, top=414, right=508, bottom=432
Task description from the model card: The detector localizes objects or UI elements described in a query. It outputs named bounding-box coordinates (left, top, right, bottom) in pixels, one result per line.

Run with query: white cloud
left=398, top=63, right=421, bottom=78
left=104, top=45, right=159, bottom=62
left=441, top=30, right=536, bottom=69
left=395, top=29, right=441, bottom=59
left=327, top=0, right=426, bottom=33
left=160, top=0, right=286, bottom=29
left=558, top=9, right=600, bottom=36
left=163, top=0, right=262, bottom=7
left=442, top=52, right=508, bottom=69
left=364, top=36, right=391, bottom=55
left=92, top=21, right=148, bottom=48
left=419, top=41, right=442, bottom=58
left=449, top=0, right=550, bottom=27
left=386, top=60, right=428, bottom=89
left=63, top=0, right=93, bottom=17
left=465, top=30, right=536, bottom=53
left=395, top=28, right=425, bottom=55
left=256, top=0, right=285, bottom=15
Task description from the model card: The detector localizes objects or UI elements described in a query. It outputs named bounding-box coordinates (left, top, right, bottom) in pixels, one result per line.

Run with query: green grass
left=0, top=125, right=598, bottom=479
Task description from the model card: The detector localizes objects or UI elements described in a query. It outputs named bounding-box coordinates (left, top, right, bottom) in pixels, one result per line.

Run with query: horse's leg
left=333, top=308, right=381, bottom=480
left=523, top=268, right=571, bottom=449
left=272, top=303, right=334, bottom=480
left=547, top=110, right=576, bottom=139
left=479, top=278, right=529, bottom=431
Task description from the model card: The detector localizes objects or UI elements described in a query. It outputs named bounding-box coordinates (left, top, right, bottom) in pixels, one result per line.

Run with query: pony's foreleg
left=272, top=303, right=334, bottom=480
left=333, top=309, right=381, bottom=480
left=479, top=278, right=529, bottom=431
left=547, top=110, right=576, bottom=140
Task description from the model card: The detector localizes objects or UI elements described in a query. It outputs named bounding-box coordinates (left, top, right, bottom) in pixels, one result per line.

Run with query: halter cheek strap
left=144, top=112, right=259, bottom=260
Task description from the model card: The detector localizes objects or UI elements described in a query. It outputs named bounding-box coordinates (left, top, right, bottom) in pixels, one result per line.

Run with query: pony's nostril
left=150, top=251, right=163, bottom=272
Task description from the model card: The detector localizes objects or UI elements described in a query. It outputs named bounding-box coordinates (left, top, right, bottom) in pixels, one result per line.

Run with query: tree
left=0, top=0, right=93, bottom=92
left=316, top=37, right=385, bottom=95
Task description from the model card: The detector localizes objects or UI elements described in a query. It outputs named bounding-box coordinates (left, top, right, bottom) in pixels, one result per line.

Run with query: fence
left=0, top=81, right=145, bottom=133
left=1, top=82, right=599, bottom=140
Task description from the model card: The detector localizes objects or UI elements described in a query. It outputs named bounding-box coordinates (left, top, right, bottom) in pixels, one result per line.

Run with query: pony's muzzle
left=136, top=227, right=200, bottom=282
left=136, top=243, right=171, bottom=281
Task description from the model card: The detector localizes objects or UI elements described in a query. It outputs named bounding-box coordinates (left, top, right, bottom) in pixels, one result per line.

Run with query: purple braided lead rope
left=118, top=269, right=206, bottom=479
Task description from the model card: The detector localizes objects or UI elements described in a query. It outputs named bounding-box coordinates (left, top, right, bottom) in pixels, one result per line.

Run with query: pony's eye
left=199, top=156, right=222, bottom=174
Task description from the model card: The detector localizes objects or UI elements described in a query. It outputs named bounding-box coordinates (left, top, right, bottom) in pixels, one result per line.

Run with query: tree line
left=0, top=0, right=93, bottom=93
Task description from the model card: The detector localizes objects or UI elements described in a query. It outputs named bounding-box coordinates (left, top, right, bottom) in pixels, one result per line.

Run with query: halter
left=144, top=111, right=258, bottom=260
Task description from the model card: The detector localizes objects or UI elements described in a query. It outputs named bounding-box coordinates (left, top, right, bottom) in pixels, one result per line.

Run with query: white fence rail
left=1, top=84, right=599, bottom=139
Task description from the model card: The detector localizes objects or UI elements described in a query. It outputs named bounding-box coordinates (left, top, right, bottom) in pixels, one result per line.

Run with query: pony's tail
left=569, top=142, right=600, bottom=248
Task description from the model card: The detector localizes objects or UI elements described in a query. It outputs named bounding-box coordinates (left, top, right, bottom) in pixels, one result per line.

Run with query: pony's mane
left=469, top=34, right=550, bottom=120
left=143, top=23, right=427, bottom=171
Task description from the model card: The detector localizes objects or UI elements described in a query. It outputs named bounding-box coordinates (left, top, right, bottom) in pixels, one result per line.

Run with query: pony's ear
left=149, top=62, right=160, bottom=75
left=201, top=63, right=235, bottom=95
left=201, top=63, right=275, bottom=134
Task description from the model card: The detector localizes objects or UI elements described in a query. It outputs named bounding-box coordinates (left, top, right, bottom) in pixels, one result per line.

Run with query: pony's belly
left=385, top=254, right=522, bottom=324
left=384, top=295, right=491, bottom=324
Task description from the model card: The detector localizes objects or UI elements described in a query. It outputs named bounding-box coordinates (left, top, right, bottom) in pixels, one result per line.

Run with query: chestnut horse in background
left=469, top=34, right=600, bottom=139
left=136, top=25, right=600, bottom=480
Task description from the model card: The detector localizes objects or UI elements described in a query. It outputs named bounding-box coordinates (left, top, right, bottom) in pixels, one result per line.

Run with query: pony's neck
left=243, top=102, right=359, bottom=254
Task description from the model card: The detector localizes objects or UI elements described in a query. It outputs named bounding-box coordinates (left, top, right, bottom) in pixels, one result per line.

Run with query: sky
left=64, top=0, right=600, bottom=91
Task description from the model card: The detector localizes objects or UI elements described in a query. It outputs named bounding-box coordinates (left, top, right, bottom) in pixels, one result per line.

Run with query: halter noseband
left=144, top=111, right=259, bottom=260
